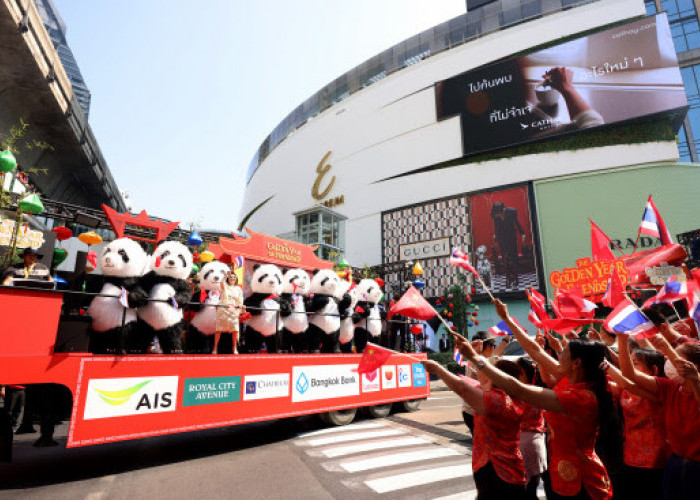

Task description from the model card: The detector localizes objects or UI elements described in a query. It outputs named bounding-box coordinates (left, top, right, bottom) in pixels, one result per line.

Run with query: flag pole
left=476, top=274, right=496, bottom=301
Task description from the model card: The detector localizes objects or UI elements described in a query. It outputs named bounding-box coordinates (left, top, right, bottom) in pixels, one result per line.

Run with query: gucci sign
left=399, top=238, right=451, bottom=260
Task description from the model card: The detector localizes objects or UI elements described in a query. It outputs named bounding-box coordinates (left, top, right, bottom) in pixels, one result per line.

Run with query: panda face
left=151, top=241, right=193, bottom=280
left=310, top=269, right=340, bottom=297
left=358, top=278, right=383, bottom=304
left=100, top=238, right=147, bottom=278
left=283, top=268, right=310, bottom=295
left=198, top=261, right=230, bottom=291
left=250, top=264, right=283, bottom=295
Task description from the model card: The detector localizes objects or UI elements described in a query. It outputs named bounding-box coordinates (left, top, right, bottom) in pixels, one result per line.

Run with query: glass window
left=679, top=63, right=700, bottom=160
left=645, top=0, right=658, bottom=15
left=678, top=123, right=692, bottom=161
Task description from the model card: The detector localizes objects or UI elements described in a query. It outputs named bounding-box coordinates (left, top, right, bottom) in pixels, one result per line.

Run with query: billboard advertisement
left=436, top=14, right=687, bottom=156
left=469, top=185, right=539, bottom=295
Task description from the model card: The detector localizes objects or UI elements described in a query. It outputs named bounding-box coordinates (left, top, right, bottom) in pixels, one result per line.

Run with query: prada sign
left=399, top=238, right=451, bottom=260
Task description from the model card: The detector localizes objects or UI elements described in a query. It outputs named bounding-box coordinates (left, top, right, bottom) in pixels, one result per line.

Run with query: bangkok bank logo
left=83, top=376, right=178, bottom=420
left=296, top=372, right=310, bottom=394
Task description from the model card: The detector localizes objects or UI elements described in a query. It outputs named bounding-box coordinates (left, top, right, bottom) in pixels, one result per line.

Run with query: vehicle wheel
left=398, top=399, right=423, bottom=413
left=362, top=403, right=392, bottom=419
left=320, top=407, right=357, bottom=426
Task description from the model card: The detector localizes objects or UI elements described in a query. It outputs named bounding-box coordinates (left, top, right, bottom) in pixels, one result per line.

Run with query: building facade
left=241, top=0, right=699, bottom=322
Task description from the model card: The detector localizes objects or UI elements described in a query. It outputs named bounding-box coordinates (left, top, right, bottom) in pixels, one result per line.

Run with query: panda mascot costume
left=136, top=241, right=193, bottom=354
left=336, top=280, right=359, bottom=353
left=243, top=264, right=283, bottom=353
left=87, top=238, right=149, bottom=354
left=306, top=269, right=341, bottom=353
left=279, top=268, right=310, bottom=353
left=353, top=278, right=384, bottom=353
left=187, top=261, right=230, bottom=354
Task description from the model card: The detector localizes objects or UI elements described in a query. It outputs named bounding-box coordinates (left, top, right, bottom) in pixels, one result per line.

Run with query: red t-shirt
left=656, top=377, right=700, bottom=461
left=473, top=389, right=527, bottom=485
left=620, top=389, right=671, bottom=469
left=545, top=379, right=612, bottom=500
left=519, top=401, right=546, bottom=434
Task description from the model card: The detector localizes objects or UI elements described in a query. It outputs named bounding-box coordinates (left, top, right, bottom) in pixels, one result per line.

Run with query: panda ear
left=313, top=269, right=320, bottom=275
left=282, top=268, right=289, bottom=274
left=253, top=264, right=261, bottom=271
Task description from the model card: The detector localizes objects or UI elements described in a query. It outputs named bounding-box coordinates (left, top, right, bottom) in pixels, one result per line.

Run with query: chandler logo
left=83, top=376, right=178, bottom=420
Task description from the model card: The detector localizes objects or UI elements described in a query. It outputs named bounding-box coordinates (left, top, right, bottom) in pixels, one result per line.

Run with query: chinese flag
left=542, top=317, right=603, bottom=336
left=590, top=219, right=616, bottom=261
left=387, top=286, right=437, bottom=321
left=355, top=343, right=394, bottom=375
left=601, top=270, right=626, bottom=308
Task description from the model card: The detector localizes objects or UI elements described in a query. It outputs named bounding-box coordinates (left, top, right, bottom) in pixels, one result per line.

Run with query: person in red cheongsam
left=422, top=358, right=527, bottom=499
left=454, top=299, right=615, bottom=500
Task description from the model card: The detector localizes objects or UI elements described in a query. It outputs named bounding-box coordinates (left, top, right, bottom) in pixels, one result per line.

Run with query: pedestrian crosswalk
left=294, top=419, right=546, bottom=499
left=295, top=419, right=475, bottom=499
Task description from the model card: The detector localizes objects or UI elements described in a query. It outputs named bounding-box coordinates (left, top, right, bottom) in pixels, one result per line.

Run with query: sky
left=52, top=0, right=466, bottom=231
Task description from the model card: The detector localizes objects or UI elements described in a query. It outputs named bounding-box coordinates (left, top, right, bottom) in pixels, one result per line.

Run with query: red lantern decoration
left=410, top=324, right=423, bottom=335
left=475, top=320, right=479, bottom=325
left=447, top=312, right=453, bottom=318
left=471, top=287, right=477, bottom=294
left=449, top=303, right=454, bottom=309
left=52, top=226, right=72, bottom=241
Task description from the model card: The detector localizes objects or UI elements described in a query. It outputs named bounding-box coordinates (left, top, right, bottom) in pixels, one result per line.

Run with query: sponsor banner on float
left=243, top=373, right=290, bottom=400
left=412, top=363, right=427, bottom=387
left=182, top=376, right=240, bottom=406
left=436, top=13, right=687, bottom=157
left=292, top=364, right=360, bottom=402
left=83, top=376, right=178, bottom=420
left=397, top=365, right=412, bottom=388
left=382, top=365, right=397, bottom=389
left=361, top=370, right=381, bottom=393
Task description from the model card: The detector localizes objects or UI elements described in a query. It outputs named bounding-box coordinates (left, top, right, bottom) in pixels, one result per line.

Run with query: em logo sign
left=292, top=365, right=359, bottom=402
left=83, top=376, right=178, bottom=420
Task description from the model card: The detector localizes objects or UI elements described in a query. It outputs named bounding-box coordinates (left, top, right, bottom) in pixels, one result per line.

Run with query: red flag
left=601, top=269, right=626, bottom=308
left=527, top=288, right=549, bottom=328
left=555, top=288, right=597, bottom=319
left=387, top=286, right=437, bottom=321
left=355, top=343, right=393, bottom=375
left=590, top=219, right=616, bottom=261
left=542, top=317, right=602, bottom=336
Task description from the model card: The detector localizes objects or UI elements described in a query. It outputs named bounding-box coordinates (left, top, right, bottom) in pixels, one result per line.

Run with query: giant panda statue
left=87, top=238, right=149, bottom=354
left=137, top=241, right=193, bottom=354
left=353, top=278, right=384, bottom=353
left=336, top=280, right=359, bottom=353
left=279, top=268, right=310, bottom=353
left=244, top=264, right=283, bottom=353
left=187, top=261, right=230, bottom=354
left=306, top=269, right=341, bottom=353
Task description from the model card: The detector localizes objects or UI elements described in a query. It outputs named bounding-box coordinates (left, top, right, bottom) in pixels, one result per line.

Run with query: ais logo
left=83, top=376, right=178, bottom=420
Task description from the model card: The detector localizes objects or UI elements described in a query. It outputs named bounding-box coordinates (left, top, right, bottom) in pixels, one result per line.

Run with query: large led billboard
left=436, top=14, right=687, bottom=156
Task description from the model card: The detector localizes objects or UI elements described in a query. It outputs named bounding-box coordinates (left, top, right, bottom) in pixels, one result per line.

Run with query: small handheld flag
left=642, top=276, right=697, bottom=309
left=453, top=348, right=466, bottom=367
left=604, top=298, right=659, bottom=339
left=170, top=297, right=179, bottom=309
left=449, top=247, right=495, bottom=300
left=555, top=288, right=597, bottom=319
left=234, top=256, right=245, bottom=269
left=488, top=318, right=526, bottom=336
left=354, top=343, right=393, bottom=375
left=119, top=287, right=129, bottom=308
left=601, top=269, right=626, bottom=308
left=637, top=195, right=673, bottom=246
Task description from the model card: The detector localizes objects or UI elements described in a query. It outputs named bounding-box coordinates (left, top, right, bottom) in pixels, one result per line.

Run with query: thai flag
left=488, top=318, right=526, bottom=336
left=449, top=247, right=480, bottom=278
left=689, top=293, right=700, bottom=329
left=454, top=348, right=466, bottom=367
left=119, top=287, right=129, bottom=308
left=604, top=298, right=659, bottom=339
left=234, top=256, right=245, bottom=269
left=638, top=195, right=673, bottom=245
left=527, top=288, right=548, bottom=328
left=642, top=276, right=697, bottom=308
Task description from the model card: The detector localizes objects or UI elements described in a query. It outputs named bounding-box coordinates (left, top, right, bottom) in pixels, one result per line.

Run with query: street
left=0, top=390, right=476, bottom=500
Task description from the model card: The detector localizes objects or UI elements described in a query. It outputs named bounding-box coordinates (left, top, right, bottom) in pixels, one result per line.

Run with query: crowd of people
left=423, top=299, right=700, bottom=500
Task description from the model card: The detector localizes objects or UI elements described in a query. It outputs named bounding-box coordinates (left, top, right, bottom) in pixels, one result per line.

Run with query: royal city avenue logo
left=83, top=376, right=178, bottom=420
left=243, top=374, right=290, bottom=400
left=292, top=365, right=359, bottom=402
left=397, top=365, right=412, bottom=388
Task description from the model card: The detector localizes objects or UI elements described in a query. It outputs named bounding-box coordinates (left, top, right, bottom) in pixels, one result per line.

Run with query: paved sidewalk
left=430, top=378, right=449, bottom=392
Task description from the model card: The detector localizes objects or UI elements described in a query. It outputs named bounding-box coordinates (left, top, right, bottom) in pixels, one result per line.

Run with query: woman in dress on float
left=452, top=299, right=614, bottom=500
left=616, top=326, right=700, bottom=500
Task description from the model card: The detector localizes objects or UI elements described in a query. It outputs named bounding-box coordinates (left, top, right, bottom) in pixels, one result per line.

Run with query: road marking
left=427, top=395, right=458, bottom=400
left=433, top=491, right=477, bottom=500
left=425, top=405, right=463, bottom=409
left=304, top=428, right=404, bottom=447
left=297, top=422, right=386, bottom=438
left=364, top=464, right=472, bottom=494
left=85, top=493, right=105, bottom=500
left=340, top=447, right=461, bottom=472
left=321, top=436, right=433, bottom=458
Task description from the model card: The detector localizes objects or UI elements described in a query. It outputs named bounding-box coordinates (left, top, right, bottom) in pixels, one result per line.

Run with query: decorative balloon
left=192, top=251, right=200, bottom=263
left=200, top=250, right=215, bottom=263
left=474, top=320, right=479, bottom=325
left=447, top=293, right=453, bottom=299
left=192, top=263, right=201, bottom=273
left=53, top=248, right=68, bottom=266
left=410, top=324, right=423, bottom=335
left=79, top=231, right=103, bottom=246
left=0, top=149, right=17, bottom=173
left=18, top=194, right=44, bottom=215
left=412, top=279, right=425, bottom=289
left=474, top=305, right=480, bottom=311
left=338, top=258, right=350, bottom=269
left=52, top=275, right=68, bottom=288
left=52, top=226, right=72, bottom=242
left=447, top=312, right=453, bottom=318
left=412, top=262, right=424, bottom=275
left=468, top=322, right=474, bottom=327
left=187, top=231, right=203, bottom=247
left=448, top=303, right=454, bottom=309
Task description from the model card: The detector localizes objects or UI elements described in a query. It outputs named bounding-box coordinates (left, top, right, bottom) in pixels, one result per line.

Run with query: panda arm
left=244, top=294, right=264, bottom=316
left=337, top=293, right=352, bottom=312
left=354, top=301, right=371, bottom=319
left=173, top=280, right=193, bottom=308
left=279, top=295, right=292, bottom=317
left=188, top=290, right=203, bottom=312
left=308, top=295, right=330, bottom=313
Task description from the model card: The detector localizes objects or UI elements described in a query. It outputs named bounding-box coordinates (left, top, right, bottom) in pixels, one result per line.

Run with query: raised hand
left=493, top=298, right=509, bottom=320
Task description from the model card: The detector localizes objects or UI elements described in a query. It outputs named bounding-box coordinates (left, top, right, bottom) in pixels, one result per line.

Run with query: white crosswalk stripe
left=301, top=428, right=406, bottom=447
left=364, top=464, right=472, bottom=494
left=338, top=447, right=462, bottom=472
left=297, top=421, right=386, bottom=438
left=318, top=435, right=435, bottom=458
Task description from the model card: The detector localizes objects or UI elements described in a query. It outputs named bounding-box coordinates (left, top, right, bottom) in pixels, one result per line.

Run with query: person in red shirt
left=422, top=358, right=527, bottom=499
left=454, top=299, right=614, bottom=500
left=618, top=333, right=700, bottom=500
left=516, top=356, right=548, bottom=500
